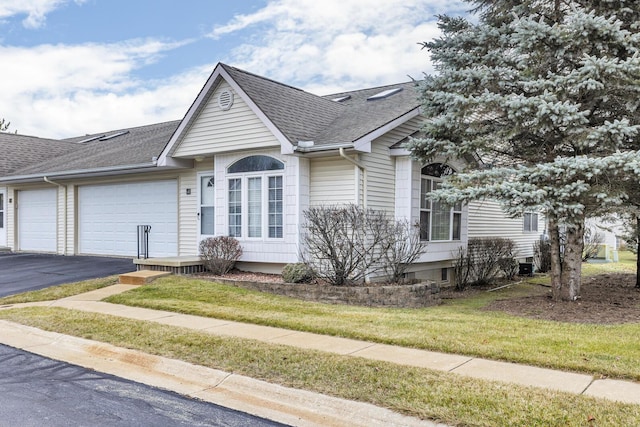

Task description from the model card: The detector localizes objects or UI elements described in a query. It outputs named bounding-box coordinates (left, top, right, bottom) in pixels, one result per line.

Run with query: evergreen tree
left=0, top=119, right=9, bottom=132
left=410, top=0, right=640, bottom=301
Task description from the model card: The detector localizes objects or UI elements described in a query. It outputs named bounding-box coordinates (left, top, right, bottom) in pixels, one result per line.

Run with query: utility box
left=518, top=262, right=534, bottom=276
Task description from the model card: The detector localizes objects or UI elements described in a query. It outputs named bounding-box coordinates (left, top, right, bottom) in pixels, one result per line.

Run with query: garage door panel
left=79, top=181, right=177, bottom=257
left=18, top=189, right=57, bottom=252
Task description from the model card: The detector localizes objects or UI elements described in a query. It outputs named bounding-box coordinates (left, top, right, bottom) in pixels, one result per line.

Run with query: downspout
left=339, top=147, right=367, bottom=208
left=44, top=176, right=67, bottom=255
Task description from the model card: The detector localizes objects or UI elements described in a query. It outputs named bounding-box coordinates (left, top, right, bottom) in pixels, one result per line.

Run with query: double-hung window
left=420, top=163, right=461, bottom=241
left=524, top=212, right=539, bottom=232
left=227, top=155, right=284, bottom=239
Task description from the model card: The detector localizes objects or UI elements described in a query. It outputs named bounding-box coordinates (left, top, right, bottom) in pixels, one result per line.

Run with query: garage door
left=18, top=188, right=57, bottom=252
left=78, top=181, right=178, bottom=257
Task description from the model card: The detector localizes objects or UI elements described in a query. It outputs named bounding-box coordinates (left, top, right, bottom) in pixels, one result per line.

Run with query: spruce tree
left=410, top=0, right=640, bottom=301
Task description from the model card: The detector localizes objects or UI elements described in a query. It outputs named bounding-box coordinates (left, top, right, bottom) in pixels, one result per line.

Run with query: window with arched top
left=226, top=155, right=284, bottom=239
left=420, top=163, right=461, bottom=241
left=227, top=155, right=284, bottom=173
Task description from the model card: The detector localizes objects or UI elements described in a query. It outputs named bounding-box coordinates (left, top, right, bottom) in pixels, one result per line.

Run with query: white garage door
left=18, top=188, right=57, bottom=252
left=78, top=181, right=178, bottom=257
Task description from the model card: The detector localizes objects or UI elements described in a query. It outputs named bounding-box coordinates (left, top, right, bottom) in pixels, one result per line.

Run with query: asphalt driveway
left=0, top=253, right=135, bottom=298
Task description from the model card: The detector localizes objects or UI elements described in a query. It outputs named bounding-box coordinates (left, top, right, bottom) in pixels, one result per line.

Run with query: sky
left=0, top=0, right=471, bottom=139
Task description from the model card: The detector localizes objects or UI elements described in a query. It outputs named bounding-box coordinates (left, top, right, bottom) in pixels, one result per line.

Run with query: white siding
left=178, top=159, right=213, bottom=256
left=362, top=117, right=422, bottom=213
left=468, top=200, right=543, bottom=259
left=213, top=149, right=299, bottom=264
left=174, top=81, right=280, bottom=157
left=309, top=157, right=355, bottom=206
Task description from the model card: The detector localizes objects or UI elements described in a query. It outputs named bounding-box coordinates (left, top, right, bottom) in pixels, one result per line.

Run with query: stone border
left=205, top=278, right=441, bottom=308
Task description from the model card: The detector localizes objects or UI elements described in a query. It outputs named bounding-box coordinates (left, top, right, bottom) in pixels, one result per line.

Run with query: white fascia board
left=352, top=108, right=421, bottom=153
left=158, top=65, right=294, bottom=164
left=389, top=147, right=411, bottom=156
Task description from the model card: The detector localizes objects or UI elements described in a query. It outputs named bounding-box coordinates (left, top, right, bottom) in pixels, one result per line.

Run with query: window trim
left=419, top=163, right=461, bottom=242
left=226, top=155, right=284, bottom=240
left=524, top=212, right=539, bottom=233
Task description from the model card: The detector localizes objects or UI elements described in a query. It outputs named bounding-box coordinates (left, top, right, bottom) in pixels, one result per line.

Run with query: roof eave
left=352, top=108, right=421, bottom=152
left=0, top=162, right=189, bottom=184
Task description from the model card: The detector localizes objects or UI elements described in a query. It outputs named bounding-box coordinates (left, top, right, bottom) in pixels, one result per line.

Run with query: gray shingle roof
left=5, top=121, right=179, bottom=178
left=221, top=64, right=421, bottom=147
left=2, top=63, right=422, bottom=180
left=0, top=133, right=79, bottom=176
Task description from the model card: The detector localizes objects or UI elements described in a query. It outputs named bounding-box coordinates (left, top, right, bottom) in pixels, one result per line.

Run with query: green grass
left=0, top=275, right=119, bottom=304
left=103, top=273, right=640, bottom=381
left=0, top=306, right=638, bottom=427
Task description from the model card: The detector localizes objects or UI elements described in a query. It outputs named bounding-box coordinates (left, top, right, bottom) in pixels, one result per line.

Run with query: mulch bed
left=484, top=274, right=640, bottom=324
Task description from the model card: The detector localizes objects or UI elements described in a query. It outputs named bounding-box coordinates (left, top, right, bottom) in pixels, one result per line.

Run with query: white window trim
left=524, top=212, right=539, bottom=233
left=226, top=171, right=284, bottom=241
left=420, top=175, right=462, bottom=242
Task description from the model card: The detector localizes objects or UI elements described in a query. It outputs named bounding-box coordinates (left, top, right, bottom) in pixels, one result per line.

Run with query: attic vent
left=99, top=130, right=130, bottom=141
left=367, top=87, right=403, bottom=101
left=331, top=95, right=351, bottom=102
left=218, top=89, right=234, bottom=111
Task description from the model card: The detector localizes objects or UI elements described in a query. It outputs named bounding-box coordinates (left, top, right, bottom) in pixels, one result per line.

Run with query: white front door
left=198, top=173, right=215, bottom=245
left=0, top=188, right=6, bottom=247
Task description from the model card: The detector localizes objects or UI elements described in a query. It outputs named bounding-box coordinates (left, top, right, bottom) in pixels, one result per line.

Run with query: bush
left=282, top=263, right=314, bottom=283
left=199, top=236, right=242, bottom=275
left=533, top=238, right=551, bottom=273
left=301, top=205, right=427, bottom=286
left=498, top=257, right=519, bottom=280
left=452, top=246, right=472, bottom=291
left=467, top=237, right=517, bottom=286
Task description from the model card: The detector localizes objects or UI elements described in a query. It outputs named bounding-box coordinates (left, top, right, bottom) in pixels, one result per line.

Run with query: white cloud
left=0, top=0, right=84, bottom=29
left=0, top=39, right=209, bottom=138
left=210, top=0, right=470, bottom=93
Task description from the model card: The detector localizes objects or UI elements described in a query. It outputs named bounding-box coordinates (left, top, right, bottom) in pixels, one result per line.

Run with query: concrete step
left=119, top=270, right=171, bottom=285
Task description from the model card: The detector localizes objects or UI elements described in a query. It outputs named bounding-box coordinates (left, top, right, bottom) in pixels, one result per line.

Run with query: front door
left=0, top=188, right=6, bottom=247
left=198, top=173, right=215, bottom=245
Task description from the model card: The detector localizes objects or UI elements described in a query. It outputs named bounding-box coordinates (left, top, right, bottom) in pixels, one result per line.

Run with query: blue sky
left=0, top=0, right=470, bottom=138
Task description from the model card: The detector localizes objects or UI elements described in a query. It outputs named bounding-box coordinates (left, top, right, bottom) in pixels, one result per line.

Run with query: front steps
left=119, top=270, right=171, bottom=285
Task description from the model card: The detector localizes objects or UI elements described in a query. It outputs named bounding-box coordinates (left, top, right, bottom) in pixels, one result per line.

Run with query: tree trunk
left=560, top=219, right=585, bottom=301
left=548, top=215, right=563, bottom=301
left=636, top=216, right=640, bottom=289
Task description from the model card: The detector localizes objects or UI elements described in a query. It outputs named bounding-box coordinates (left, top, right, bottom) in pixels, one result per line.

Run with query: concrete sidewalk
left=1, top=284, right=639, bottom=426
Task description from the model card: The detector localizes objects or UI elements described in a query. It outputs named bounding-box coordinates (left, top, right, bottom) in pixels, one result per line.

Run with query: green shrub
left=282, top=263, right=314, bottom=283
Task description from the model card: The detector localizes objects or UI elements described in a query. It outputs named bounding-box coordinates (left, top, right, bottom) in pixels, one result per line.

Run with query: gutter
left=339, top=147, right=367, bottom=208
left=0, top=162, right=173, bottom=184
left=43, top=176, right=67, bottom=255
left=293, top=142, right=354, bottom=153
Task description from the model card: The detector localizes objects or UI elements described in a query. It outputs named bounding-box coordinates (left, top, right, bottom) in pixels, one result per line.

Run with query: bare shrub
left=301, top=205, right=426, bottom=286
left=533, top=238, right=552, bottom=273
left=498, top=257, right=519, bottom=280
left=452, top=246, right=472, bottom=291
left=467, top=237, right=517, bottom=286
left=582, top=227, right=604, bottom=261
left=380, top=219, right=428, bottom=284
left=199, top=236, right=243, bottom=275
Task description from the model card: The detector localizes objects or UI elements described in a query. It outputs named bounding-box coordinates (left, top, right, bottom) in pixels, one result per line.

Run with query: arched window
left=420, top=163, right=462, bottom=241
left=226, top=155, right=284, bottom=239
left=227, top=155, right=284, bottom=173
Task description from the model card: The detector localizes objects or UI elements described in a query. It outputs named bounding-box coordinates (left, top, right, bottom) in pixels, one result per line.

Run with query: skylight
left=331, top=95, right=351, bottom=102
left=367, top=87, right=403, bottom=101
left=78, top=135, right=105, bottom=143
left=99, top=131, right=130, bottom=141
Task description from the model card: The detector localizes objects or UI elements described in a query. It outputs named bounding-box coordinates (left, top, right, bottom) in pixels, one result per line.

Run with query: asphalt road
left=0, top=253, right=136, bottom=297
left=0, top=344, right=288, bottom=427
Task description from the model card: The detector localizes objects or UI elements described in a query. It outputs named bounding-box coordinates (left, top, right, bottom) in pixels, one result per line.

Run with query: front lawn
left=103, top=272, right=640, bottom=381
left=0, top=306, right=637, bottom=427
